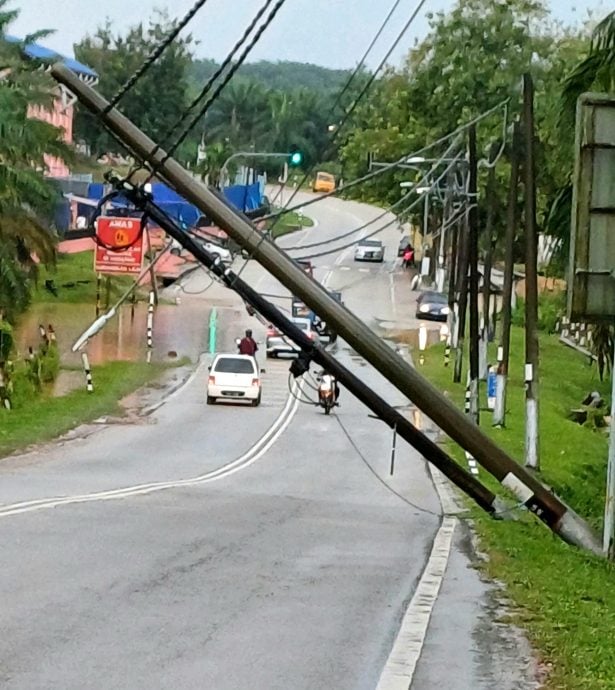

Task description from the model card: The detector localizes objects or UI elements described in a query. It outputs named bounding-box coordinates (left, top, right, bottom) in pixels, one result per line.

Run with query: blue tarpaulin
left=86, top=181, right=263, bottom=228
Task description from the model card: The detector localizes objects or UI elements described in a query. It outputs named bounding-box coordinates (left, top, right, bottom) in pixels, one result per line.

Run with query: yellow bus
left=313, top=171, right=336, bottom=193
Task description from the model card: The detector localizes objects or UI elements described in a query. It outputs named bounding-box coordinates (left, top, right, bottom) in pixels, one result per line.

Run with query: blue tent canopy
left=4, top=35, right=98, bottom=78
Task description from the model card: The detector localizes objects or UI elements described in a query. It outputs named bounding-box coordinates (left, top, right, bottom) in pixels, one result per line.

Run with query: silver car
left=354, top=239, right=384, bottom=262
left=266, top=317, right=319, bottom=358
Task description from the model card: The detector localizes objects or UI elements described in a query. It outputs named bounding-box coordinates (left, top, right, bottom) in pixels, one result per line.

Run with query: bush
left=511, top=291, right=565, bottom=333
left=39, top=345, right=60, bottom=384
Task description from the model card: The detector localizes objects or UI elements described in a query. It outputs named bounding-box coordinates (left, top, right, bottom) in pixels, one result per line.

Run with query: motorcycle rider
left=317, top=369, right=340, bottom=405
left=238, top=329, right=258, bottom=356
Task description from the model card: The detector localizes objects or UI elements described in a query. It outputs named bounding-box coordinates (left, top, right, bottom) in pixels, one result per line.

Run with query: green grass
left=32, top=251, right=136, bottom=304
left=417, top=327, right=615, bottom=689
left=0, top=361, right=168, bottom=458
left=269, top=209, right=314, bottom=239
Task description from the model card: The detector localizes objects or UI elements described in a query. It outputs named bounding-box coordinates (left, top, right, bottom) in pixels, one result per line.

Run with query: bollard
left=81, top=352, right=94, bottom=393
left=146, top=290, right=155, bottom=363
left=47, top=324, right=56, bottom=343
left=418, top=324, right=427, bottom=366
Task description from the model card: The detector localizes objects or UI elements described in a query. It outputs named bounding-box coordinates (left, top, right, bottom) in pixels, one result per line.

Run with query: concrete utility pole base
left=49, top=63, right=603, bottom=556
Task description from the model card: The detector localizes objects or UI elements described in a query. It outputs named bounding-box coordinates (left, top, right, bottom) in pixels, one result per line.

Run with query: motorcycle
left=318, top=386, right=335, bottom=415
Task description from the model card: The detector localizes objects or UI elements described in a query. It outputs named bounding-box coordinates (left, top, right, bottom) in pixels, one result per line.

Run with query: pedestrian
left=402, top=247, right=414, bottom=269
left=238, top=329, right=258, bottom=356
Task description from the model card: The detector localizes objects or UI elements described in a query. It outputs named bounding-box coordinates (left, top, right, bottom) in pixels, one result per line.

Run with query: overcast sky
left=9, top=0, right=610, bottom=70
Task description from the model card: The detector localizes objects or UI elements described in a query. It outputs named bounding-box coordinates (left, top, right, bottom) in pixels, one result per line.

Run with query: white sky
left=9, top=0, right=610, bottom=70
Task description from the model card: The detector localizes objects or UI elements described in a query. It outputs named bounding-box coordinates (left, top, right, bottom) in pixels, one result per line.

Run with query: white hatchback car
left=207, top=354, right=261, bottom=406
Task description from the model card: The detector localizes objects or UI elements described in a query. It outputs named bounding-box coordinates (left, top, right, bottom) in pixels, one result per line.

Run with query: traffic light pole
left=51, top=63, right=602, bottom=554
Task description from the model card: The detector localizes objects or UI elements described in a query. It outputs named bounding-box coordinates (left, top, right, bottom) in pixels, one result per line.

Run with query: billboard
left=94, top=216, right=144, bottom=275
left=568, top=93, right=615, bottom=321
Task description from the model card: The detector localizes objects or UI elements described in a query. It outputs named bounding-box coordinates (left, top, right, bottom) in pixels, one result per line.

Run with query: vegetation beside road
left=0, top=361, right=170, bottom=459
left=269, top=209, right=314, bottom=239
left=419, top=327, right=615, bottom=689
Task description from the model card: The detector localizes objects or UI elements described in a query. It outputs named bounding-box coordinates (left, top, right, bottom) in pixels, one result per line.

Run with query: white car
left=266, top=317, right=318, bottom=358
left=207, top=354, right=261, bottom=406
left=354, top=239, right=384, bottom=262
left=199, top=240, right=233, bottom=265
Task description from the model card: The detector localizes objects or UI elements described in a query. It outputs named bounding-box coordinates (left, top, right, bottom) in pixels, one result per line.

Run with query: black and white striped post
left=464, top=372, right=479, bottom=474
left=81, top=352, right=94, bottom=393
left=0, top=368, right=11, bottom=410
left=146, top=290, right=155, bottom=363
left=96, top=273, right=102, bottom=318
left=418, top=324, right=427, bottom=366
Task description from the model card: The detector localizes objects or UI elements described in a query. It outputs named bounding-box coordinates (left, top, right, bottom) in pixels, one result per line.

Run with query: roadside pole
left=523, top=73, right=541, bottom=470
left=54, top=63, right=604, bottom=553
left=481, top=144, right=498, bottom=379
left=605, top=343, right=615, bottom=557
left=146, top=290, right=155, bottom=363
left=494, top=121, right=521, bottom=428
left=467, top=124, right=480, bottom=424
left=453, top=214, right=470, bottom=384
left=446, top=217, right=459, bottom=369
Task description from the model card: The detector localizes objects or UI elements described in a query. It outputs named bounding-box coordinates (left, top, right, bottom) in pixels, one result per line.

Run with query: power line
left=284, top=137, right=463, bottom=252
left=107, top=0, right=212, bottom=110
left=164, top=0, right=289, bottom=161
left=261, top=99, right=510, bottom=222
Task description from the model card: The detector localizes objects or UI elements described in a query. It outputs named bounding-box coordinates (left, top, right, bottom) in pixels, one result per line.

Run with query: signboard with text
left=94, top=216, right=144, bottom=275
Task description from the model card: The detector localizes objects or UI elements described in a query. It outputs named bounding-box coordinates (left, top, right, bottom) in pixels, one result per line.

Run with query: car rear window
left=360, top=240, right=382, bottom=247
left=213, top=357, right=255, bottom=374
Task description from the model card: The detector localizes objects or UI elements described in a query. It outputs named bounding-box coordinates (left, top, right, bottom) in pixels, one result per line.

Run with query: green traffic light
left=289, top=151, right=303, bottom=166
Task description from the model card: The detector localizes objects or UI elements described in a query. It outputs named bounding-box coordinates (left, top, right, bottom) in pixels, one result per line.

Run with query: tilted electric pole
left=467, top=125, right=480, bottom=424
left=50, top=63, right=602, bottom=553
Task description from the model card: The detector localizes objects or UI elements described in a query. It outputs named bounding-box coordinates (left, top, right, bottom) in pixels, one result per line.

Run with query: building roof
left=4, top=35, right=98, bottom=78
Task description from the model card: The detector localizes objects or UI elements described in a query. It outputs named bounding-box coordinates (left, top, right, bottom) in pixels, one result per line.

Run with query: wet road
left=0, top=192, right=536, bottom=689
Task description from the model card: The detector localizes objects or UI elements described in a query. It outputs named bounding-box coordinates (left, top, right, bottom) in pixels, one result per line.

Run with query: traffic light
left=289, top=147, right=303, bottom=167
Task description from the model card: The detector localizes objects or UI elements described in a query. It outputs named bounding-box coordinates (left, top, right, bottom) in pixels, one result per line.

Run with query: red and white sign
left=94, top=217, right=144, bottom=275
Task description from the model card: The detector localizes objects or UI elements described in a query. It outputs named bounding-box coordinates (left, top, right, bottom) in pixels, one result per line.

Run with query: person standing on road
left=238, top=329, right=258, bottom=356
left=402, top=247, right=414, bottom=269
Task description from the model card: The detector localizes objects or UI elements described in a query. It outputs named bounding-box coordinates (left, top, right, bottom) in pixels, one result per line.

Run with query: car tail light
left=208, top=375, right=215, bottom=385
left=252, top=378, right=260, bottom=386
left=267, top=326, right=278, bottom=337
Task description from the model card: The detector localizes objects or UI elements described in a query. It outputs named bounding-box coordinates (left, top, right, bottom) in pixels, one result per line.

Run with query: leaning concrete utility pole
left=522, top=73, right=541, bottom=471
left=494, top=122, right=521, bottom=428
left=467, top=124, right=480, bottom=424
left=51, top=63, right=602, bottom=553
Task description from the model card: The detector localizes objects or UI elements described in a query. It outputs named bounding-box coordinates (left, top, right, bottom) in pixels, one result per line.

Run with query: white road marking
left=375, top=517, right=457, bottom=690
left=358, top=268, right=370, bottom=273
left=340, top=266, right=351, bottom=272
left=389, top=273, right=397, bottom=319
left=0, top=381, right=301, bottom=519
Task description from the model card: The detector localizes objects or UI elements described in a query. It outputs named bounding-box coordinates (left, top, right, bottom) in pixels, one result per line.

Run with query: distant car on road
left=416, top=291, right=449, bottom=322
left=313, top=171, right=336, bottom=193
left=354, top=239, right=384, bottom=263
left=266, top=317, right=319, bottom=358
left=197, top=239, right=233, bottom=265
left=207, top=354, right=261, bottom=406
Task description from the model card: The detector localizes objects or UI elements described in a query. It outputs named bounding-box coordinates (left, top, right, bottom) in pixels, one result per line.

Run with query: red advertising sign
left=94, top=217, right=144, bottom=275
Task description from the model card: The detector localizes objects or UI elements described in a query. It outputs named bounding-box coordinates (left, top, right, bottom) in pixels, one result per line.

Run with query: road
left=0, top=191, right=537, bottom=689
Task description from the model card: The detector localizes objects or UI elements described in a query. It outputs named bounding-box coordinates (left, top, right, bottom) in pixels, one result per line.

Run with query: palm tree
left=0, top=5, right=71, bottom=318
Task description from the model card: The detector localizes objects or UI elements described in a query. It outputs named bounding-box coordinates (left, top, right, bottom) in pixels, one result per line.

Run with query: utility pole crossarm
left=49, top=62, right=602, bottom=555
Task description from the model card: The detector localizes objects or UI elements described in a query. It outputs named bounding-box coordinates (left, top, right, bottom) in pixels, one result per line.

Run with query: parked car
left=415, top=291, right=450, bottom=322
left=398, top=236, right=413, bottom=257
left=207, top=354, right=261, bottom=406
left=197, top=239, right=233, bottom=265
left=266, top=317, right=319, bottom=358
left=354, top=239, right=384, bottom=263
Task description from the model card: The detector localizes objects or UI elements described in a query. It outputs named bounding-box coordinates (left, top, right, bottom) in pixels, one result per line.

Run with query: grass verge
left=0, top=361, right=170, bottom=458
left=269, top=209, right=314, bottom=239
left=32, top=251, right=136, bottom=304
left=416, top=327, right=615, bottom=689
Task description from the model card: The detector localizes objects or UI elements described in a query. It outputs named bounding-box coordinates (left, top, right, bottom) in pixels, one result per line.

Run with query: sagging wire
left=287, top=372, right=318, bottom=406
left=293, top=150, right=466, bottom=261
left=283, top=136, right=463, bottom=252
left=478, top=101, right=509, bottom=170
left=107, top=0, right=212, bottom=110
left=261, top=98, right=510, bottom=223
left=335, top=415, right=443, bottom=517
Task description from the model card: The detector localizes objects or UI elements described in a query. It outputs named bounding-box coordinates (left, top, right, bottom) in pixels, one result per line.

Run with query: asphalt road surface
left=0, top=192, right=538, bottom=689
